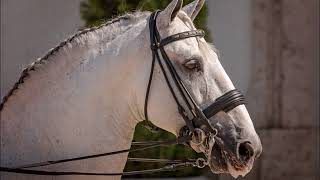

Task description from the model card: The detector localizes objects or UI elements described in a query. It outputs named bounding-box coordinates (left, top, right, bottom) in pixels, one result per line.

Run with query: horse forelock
left=0, top=11, right=149, bottom=111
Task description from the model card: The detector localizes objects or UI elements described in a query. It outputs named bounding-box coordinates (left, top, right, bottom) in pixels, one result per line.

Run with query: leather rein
left=0, top=11, right=245, bottom=177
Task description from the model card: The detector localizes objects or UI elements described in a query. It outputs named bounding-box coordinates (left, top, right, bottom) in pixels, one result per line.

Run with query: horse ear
left=182, top=0, right=205, bottom=21
left=157, top=0, right=183, bottom=27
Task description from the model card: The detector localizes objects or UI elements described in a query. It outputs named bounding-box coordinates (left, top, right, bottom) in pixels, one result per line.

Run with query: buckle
left=151, top=42, right=160, bottom=50
left=191, top=128, right=206, bottom=146
left=194, top=158, right=208, bottom=168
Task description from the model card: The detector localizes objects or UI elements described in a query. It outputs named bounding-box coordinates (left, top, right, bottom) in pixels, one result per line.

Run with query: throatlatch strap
left=143, top=11, right=160, bottom=132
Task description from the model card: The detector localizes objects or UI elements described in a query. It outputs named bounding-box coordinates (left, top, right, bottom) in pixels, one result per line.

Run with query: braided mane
left=0, top=12, right=148, bottom=111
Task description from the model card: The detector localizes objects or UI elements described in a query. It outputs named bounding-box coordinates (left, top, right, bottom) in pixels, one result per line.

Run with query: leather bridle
left=145, top=10, right=244, bottom=136
left=0, top=11, right=245, bottom=177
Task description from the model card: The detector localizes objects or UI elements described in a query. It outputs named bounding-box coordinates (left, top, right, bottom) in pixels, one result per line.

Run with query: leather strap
left=203, top=89, right=245, bottom=118
left=159, top=30, right=205, bottom=47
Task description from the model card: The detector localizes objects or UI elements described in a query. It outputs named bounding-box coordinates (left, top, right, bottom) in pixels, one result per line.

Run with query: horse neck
left=0, top=16, right=150, bottom=175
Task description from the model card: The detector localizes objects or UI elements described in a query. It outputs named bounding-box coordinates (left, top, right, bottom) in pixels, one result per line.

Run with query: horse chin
left=225, top=159, right=253, bottom=178
left=208, top=142, right=229, bottom=174
left=208, top=140, right=254, bottom=178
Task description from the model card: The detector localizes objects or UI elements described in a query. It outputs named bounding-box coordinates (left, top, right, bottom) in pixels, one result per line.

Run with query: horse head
left=145, top=0, right=262, bottom=177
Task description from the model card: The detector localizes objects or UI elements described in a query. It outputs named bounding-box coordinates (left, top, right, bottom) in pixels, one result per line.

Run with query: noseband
left=0, top=11, right=245, bottom=177
left=145, top=11, right=245, bottom=135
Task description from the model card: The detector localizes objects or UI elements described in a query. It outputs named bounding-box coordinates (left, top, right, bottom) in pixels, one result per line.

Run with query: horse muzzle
left=205, top=112, right=262, bottom=178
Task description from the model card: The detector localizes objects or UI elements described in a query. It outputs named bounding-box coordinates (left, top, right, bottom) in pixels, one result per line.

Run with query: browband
left=158, top=30, right=205, bottom=47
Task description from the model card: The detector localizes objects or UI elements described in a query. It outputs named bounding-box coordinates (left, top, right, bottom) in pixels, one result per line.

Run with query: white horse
left=0, top=0, right=262, bottom=179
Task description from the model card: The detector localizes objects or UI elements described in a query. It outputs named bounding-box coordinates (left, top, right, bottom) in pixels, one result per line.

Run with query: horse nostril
left=238, top=142, right=254, bottom=162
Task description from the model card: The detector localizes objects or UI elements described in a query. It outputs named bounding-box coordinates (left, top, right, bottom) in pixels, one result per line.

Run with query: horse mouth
left=208, top=137, right=254, bottom=178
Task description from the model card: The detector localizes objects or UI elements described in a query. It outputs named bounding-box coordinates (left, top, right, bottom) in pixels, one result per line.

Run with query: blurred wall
left=217, top=0, right=319, bottom=180
left=0, top=0, right=83, bottom=98
left=207, top=0, right=252, bottom=94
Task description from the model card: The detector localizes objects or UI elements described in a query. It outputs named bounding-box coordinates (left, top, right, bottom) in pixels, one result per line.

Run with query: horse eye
left=184, top=59, right=201, bottom=71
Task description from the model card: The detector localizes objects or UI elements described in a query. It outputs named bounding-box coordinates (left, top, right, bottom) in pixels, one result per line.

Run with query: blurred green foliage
left=126, top=123, right=208, bottom=178
left=80, top=0, right=211, bottom=177
left=80, top=0, right=211, bottom=41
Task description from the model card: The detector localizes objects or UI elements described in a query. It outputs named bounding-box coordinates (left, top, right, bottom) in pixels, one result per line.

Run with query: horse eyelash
left=183, top=59, right=202, bottom=72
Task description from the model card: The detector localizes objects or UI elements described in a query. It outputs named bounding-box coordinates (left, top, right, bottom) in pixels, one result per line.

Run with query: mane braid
left=0, top=13, right=143, bottom=111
